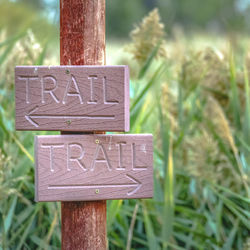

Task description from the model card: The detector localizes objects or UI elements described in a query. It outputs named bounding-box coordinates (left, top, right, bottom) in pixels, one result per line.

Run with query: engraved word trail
left=15, top=66, right=129, bottom=131
left=35, top=134, right=153, bottom=201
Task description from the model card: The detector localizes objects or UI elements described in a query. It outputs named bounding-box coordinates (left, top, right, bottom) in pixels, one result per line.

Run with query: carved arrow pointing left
left=25, top=106, right=115, bottom=128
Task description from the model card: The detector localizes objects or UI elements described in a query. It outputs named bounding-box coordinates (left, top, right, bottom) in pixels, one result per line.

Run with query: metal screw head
left=65, top=69, right=70, bottom=74
left=95, top=189, right=99, bottom=194
left=95, top=139, right=100, bottom=144
left=66, top=120, right=71, bottom=125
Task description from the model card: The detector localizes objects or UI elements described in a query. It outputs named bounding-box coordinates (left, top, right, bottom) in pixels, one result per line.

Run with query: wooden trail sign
left=35, top=134, right=153, bottom=201
left=15, top=66, right=130, bottom=132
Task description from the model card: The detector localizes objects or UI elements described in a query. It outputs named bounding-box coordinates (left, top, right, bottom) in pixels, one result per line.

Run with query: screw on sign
left=14, top=0, right=153, bottom=249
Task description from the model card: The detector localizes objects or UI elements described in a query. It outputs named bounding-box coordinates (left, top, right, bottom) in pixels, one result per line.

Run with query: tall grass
left=0, top=9, right=250, bottom=249
left=108, top=9, right=250, bottom=249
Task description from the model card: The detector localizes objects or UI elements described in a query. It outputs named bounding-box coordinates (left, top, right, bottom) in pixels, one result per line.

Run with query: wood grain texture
left=60, top=0, right=105, bottom=66
left=61, top=201, right=106, bottom=250
left=35, top=134, right=153, bottom=201
left=15, top=66, right=129, bottom=132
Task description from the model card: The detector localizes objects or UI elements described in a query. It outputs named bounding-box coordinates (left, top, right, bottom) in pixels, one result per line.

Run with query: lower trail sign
left=35, top=134, right=153, bottom=201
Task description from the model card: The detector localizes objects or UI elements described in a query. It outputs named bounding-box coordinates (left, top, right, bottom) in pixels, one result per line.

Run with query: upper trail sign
left=15, top=65, right=130, bottom=132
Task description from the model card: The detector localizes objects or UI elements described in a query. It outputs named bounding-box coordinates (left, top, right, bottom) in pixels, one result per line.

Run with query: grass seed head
left=205, top=97, right=238, bottom=155
left=125, top=8, right=167, bottom=65
left=1, top=29, right=42, bottom=85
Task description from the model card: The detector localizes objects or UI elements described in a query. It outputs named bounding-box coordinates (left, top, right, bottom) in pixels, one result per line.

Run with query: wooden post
left=60, top=0, right=107, bottom=249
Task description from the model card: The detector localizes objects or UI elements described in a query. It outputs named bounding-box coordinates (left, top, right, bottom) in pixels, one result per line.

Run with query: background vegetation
left=0, top=0, right=250, bottom=249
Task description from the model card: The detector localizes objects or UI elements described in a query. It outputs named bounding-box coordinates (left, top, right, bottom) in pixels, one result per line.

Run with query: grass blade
left=229, top=48, right=241, bottom=129
left=159, top=103, right=174, bottom=249
left=4, top=196, right=17, bottom=234
left=130, top=63, right=165, bottom=128
left=138, top=40, right=162, bottom=79
left=243, top=64, right=250, bottom=150
left=142, top=202, right=159, bottom=250
left=126, top=202, right=139, bottom=250
left=0, top=44, right=14, bottom=65
left=107, top=200, right=123, bottom=231
left=35, top=43, right=47, bottom=65
left=222, top=219, right=239, bottom=250
left=0, top=32, right=25, bottom=49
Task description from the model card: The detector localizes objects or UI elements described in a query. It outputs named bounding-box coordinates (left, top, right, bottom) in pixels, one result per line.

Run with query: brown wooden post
left=60, top=0, right=107, bottom=249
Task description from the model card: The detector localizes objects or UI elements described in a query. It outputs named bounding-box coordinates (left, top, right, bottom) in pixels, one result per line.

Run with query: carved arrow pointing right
left=47, top=174, right=142, bottom=196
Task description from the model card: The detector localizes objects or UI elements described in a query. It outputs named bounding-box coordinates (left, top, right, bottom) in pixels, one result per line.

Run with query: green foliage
left=106, top=0, right=249, bottom=37
left=107, top=9, right=250, bottom=249
left=0, top=9, right=250, bottom=250
left=0, top=30, right=60, bottom=249
left=0, top=0, right=58, bottom=46
left=106, top=0, right=147, bottom=38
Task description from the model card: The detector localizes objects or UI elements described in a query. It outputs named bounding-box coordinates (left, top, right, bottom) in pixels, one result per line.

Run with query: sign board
left=15, top=66, right=129, bottom=132
left=35, top=134, right=153, bottom=201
